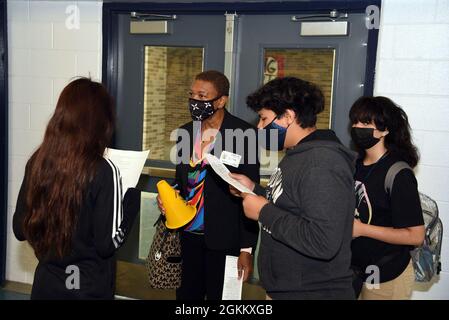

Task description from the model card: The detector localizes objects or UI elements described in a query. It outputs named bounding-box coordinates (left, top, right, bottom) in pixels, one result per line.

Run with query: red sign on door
left=263, top=55, right=285, bottom=84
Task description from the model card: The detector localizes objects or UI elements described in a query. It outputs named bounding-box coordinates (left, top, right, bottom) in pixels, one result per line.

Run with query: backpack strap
left=384, top=161, right=413, bottom=195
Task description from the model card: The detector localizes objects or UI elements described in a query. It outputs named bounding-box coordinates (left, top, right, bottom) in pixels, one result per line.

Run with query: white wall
left=374, top=0, right=449, bottom=299
left=6, top=0, right=102, bottom=284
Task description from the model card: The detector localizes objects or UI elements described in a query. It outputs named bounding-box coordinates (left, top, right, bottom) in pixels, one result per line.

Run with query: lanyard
left=191, top=125, right=216, bottom=166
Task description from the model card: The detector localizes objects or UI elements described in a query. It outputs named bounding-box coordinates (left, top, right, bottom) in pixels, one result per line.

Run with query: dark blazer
left=174, top=109, right=260, bottom=251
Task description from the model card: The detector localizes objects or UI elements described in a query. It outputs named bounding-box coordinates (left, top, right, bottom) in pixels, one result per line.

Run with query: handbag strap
left=153, top=214, right=164, bottom=227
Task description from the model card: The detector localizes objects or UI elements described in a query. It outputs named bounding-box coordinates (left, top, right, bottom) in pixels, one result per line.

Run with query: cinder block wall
left=7, top=0, right=102, bottom=284
left=374, top=0, right=449, bottom=299
left=5, top=0, right=449, bottom=299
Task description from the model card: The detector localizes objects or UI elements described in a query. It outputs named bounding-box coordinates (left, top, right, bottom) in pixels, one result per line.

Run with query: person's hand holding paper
left=205, top=153, right=267, bottom=221
left=240, top=192, right=269, bottom=221
left=228, top=173, right=256, bottom=197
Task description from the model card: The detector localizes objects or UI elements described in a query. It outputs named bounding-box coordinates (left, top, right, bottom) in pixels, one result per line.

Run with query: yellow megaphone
left=156, top=180, right=197, bottom=229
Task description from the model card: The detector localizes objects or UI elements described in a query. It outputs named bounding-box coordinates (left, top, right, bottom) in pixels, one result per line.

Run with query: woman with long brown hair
left=13, top=78, right=140, bottom=299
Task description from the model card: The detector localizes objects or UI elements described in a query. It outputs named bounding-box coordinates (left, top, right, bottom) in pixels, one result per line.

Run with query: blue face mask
left=260, top=117, right=289, bottom=151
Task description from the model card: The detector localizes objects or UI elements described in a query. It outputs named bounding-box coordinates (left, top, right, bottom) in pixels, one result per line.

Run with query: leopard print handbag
left=146, top=216, right=182, bottom=289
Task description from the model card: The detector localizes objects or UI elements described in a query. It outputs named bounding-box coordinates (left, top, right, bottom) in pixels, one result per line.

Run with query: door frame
left=1, top=0, right=8, bottom=286
left=102, top=0, right=381, bottom=110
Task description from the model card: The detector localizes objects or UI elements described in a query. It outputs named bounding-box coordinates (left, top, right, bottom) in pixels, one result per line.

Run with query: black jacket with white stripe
left=13, top=157, right=140, bottom=300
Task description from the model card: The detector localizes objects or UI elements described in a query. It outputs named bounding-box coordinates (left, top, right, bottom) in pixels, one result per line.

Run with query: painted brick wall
left=7, top=0, right=102, bottom=284
left=374, top=0, right=449, bottom=299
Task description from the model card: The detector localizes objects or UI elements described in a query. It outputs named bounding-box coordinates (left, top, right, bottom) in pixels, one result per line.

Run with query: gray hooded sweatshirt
left=255, top=130, right=357, bottom=299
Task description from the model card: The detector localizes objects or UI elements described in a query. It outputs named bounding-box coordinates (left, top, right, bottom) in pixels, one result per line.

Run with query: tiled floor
left=0, top=289, right=30, bottom=300
left=0, top=281, right=32, bottom=300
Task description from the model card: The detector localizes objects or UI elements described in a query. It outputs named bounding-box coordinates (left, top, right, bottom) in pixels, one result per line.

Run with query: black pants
left=176, top=231, right=240, bottom=300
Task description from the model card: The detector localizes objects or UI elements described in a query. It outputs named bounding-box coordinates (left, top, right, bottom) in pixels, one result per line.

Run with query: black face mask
left=188, top=96, right=221, bottom=121
left=351, top=127, right=380, bottom=150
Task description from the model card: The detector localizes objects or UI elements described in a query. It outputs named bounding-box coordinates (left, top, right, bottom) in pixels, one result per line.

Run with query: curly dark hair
left=246, top=77, right=325, bottom=128
left=349, top=96, right=420, bottom=168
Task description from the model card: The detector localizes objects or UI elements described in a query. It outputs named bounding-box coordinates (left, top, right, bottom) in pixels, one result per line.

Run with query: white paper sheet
left=222, top=255, right=243, bottom=300
left=205, top=153, right=256, bottom=195
left=104, top=148, right=150, bottom=195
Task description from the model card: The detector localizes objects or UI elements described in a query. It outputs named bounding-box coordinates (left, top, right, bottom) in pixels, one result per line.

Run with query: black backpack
left=385, top=162, right=443, bottom=282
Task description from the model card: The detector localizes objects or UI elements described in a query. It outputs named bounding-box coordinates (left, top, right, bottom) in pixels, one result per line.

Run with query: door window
left=142, top=46, right=204, bottom=161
